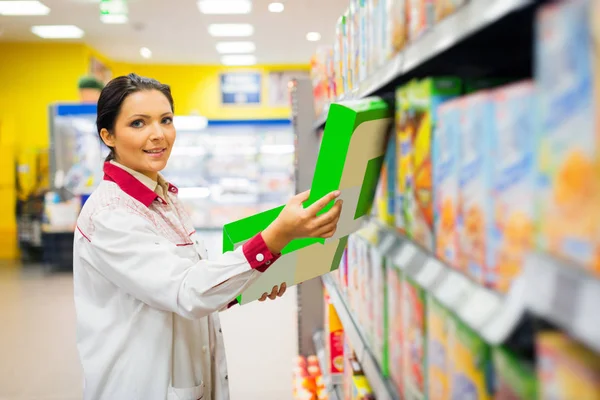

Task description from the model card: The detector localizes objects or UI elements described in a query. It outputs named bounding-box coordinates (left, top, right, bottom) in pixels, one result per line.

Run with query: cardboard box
left=459, top=91, right=494, bottom=284
left=402, top=277, right=427, bottom=399
left=395, top=84, right=410, bottom=234
left=390, top=0, right=409, bottom=54
left=324, top=287, right=345, bottom=378
left=426, top=295, right=450, bottom=400
left=404, top=78, right=462, bottom=252
left=490, top=81, right=536, bottom=293
left=493, top=346, right=538, bottom=400
left=433, top=98, right=462, bottom=269
left=535, top=0, right=600, bottom=274
left=434, top=0, right=467, bottom=23
left=387, top=261, right=404, bottom=394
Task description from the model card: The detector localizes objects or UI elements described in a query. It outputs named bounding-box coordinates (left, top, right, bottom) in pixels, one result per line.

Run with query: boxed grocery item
left=367, top=0, right=379, bottom=76
left=343, top=340, right=364, bottom=400
left=395, top=84, right=410, bottom=234
left=447, top=315, right=494, bottom=400
left=387, top=260, right=404, bottom=394
left=370, top=243, right=387, bottom=376
left=459, top=91, right=494, bottom=284
left=324, top=287, right=345, bottom=378
left=358, top=0, right=369, bottom=83
left=345, top=7, right=354, bottom=92
left=390, top=0, right=409, bottom=55
left=433, top=98, right=462, bottom=269
left=434, top=0, right=467, bottom=23
left=350, top=0, right=361, bottom=89
left=493, top=346, right=537, bottom=400
left=404, top=77, right=462, bottom=252
left=374, top=133, right=396, bottom=226
left=347, top=234, right=359, bottom=313
left=536, top=332, right=600, bottom=399
left=335, top=15, right=346, bottom=97
left=535, top=0, right=600, bottom=274
left=351, top=375, right=375, bottom=400
left=402, top=277, right=427, bottom=399
left=426, top=295, right=450, bottom=400
left=490, top=81, right=536, bottom=293
left=408, top=0, right=434, bottom=40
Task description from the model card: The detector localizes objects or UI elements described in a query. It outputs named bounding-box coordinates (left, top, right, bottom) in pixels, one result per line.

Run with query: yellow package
left=426, top=295, right=449, bottom=400
left=351, top=375, right=374, bottom=400
left=390, top=0, right=408, bottom=54
left=324, top=288, right=344, bottom=377
left=536, top=332, right=600, bottom=400
left=447, top=315, right=494, bottom=400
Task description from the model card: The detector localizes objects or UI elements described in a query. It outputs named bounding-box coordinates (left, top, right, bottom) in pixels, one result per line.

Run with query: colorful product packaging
left=459, top=91, right=494, bottom=285
left=380, top=0, right=393, bottom=64
left=347, top=234, right=359, bottom=313
left=536, top=332, right=600, bottom=400
left=395, top=84, right=410, bottom=234
left=433, top=98, right=462, bottom=269
left=343, top=340, right=364, bottom=400
left=535, top=0, right=600, bottom=274
left=351, top=375, right=375, bottom=400
left=404, top=77, right=462, bottom=252
left=324, top=287, right=345, bottom=378
left=426, top=295, right=450, bottom=400
left=493, top=346, right=538, bottom=400
left=387, top=261, right=404, bottom=394
left=434, top=0, right=467, bottom=23
left=402, top=277, right=427, bottom=399
left=359, top=0, right=369, bottom=83
left=447, top=315, right=494, bottom=400
left=490, top=81, right=536, bottom=293
left=390, top=0, right=409, bottom=55
left=370, top=242, right=388, bottom=377
left=408, top=0, right=434, bottom=40
left=345, top=7, right=354, bottom=92
left=375, top=132, right=396, bottom=226
left=334, top=15, right=346, bottom=98
left=350, top=0, right=361, bottom=89
left=367, top=0, right=380, bottom=76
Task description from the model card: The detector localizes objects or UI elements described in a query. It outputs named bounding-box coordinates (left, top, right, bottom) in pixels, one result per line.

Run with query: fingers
left=278, top=282, right=287, bottom=297
left=315, top=222, right=338, bottom=239
left=292, top=190, right=311, bottom=204
left=267, top=285, right=278, bottom=300
left=313, top=199, right=343, bottom=226
left=306, top=190, right=341, bottom=216
left=259, top=292, right=268, bottom=302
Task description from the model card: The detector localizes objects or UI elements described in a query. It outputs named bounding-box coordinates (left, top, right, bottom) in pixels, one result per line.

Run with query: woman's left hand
left=258, top=282, right=287, bottom=301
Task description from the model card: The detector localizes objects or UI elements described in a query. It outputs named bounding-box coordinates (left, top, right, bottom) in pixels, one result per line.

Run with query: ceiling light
left=100, top=14, right=128, bottom=24
left=198, top=0, right=251, bottom=15
left=140, top=47, right=152, bottom=59
left=208, top=24, right=254, bottom=37
left=268, top=2, right=284, bottom=13
left=0, top=1, right=50, bottom=16
left=221, top=55, right=257, bottom=66
left=216, top=41, right=256, bottom=54
left=306, top=32, right=321, bottom=42
left=31, top=25, right=84, bottom=39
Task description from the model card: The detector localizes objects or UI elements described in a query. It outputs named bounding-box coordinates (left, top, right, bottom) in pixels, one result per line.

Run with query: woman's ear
left=100, top=128, right=115, bottom=148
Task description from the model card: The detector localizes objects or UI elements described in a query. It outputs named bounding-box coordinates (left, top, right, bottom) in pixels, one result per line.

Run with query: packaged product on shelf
left=349, top=0, right=360, bottom=89
left=358, top=234, right=376, bottom=346
left=391, top=0, right=409, bottom=55
left=447, top=315, right=494, bottom=400
left=433, top=98, right=462, bottom=269
left=536, top=331, right=600, bottom=399
left=326, top=46, right=337, bottom=101
left=459, top=91, right=494, bottom=284
left=395, top=84, right=410, bottom=233
left=535, top=0, right=600, bottom=274
left=335, top=15, right=347, bottom=97
left=380, top=0, right=394, bottom=65
left=359, top=0, right=369, bottom=83
left=375, top=133, right=396, bottom=226
left=493, top=346, right=538, bottom=400
left=434, top=0, right=467, bottom=23
left=490, top=81, right=536, bottom=293
left=404, top=78, right=462, bottom=252
left=351, top=375, right=375, bottom=400
left=345, top=7, right=354, bottom=92
left=402, top=277, right=427, bottom=399
left=408, top=0, right=434, bottom=40
left=387, top=260, right=404, bottom=394
left=366, top=0, right=378, bottom=78
left=347, top=234, right=359, bottom=312
left=324, top=287, right=345, bottom=379
left=311, top=47, right=331, bottom=117
left=426, top=295, right=450, bottom=400
left=370, top=242, right=389, bottom=378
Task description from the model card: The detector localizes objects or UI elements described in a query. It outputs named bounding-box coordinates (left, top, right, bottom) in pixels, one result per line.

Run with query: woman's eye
left=130, top=120, right=144, bottom=128
left=162, top=117, right=173, bottom=125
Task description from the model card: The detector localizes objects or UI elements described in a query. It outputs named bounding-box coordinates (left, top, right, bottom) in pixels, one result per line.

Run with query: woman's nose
left=149, top=122, right=165, bottom=140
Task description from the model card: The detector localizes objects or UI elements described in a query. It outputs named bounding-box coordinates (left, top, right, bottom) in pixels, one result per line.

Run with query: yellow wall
left=111, top=62, right=307, bottom=120
left=0, top=41, right=307, bottom=259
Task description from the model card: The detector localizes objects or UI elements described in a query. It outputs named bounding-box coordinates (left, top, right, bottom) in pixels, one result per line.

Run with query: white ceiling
left=0, top=0, right=347, bottom=64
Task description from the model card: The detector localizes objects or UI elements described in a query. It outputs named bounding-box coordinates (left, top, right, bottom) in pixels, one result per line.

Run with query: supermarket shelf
left=313, top=0, right=534, bottom=129
left=321, top=274, right=400, bottom=400
left=523, top=253, right=600, bottom=354
left=312, top=331, right=343, bottom=400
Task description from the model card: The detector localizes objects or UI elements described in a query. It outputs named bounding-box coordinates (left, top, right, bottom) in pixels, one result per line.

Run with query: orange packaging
left=408, top=0, right=434, bottom=40
left=324, top=287, right=344, bottom=376
left=535, top=0, right=600, bottom=274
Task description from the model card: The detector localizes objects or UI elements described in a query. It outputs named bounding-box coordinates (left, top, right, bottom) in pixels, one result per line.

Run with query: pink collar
left=103, top=162, right=178, bottom=207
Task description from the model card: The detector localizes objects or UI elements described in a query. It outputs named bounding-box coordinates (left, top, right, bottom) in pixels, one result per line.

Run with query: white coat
left=73, top=161, right=279, bottom=400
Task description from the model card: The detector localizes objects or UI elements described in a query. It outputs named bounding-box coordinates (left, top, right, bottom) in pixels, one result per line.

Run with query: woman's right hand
left=262, top=190, right=343, bottom=254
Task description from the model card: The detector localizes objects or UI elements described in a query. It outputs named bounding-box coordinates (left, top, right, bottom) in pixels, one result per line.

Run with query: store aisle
left=0, top=231, right=297, bottom=400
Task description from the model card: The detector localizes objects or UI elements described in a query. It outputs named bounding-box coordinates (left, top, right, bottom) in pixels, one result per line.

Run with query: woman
left=73, top=73, right=342, bottom=400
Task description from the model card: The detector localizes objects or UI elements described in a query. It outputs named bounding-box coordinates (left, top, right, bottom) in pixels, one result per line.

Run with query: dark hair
left=96, top=73, right=175, bottom=161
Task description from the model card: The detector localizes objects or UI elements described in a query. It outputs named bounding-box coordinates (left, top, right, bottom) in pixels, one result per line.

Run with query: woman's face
left=101, top=89, right=175, bottom=180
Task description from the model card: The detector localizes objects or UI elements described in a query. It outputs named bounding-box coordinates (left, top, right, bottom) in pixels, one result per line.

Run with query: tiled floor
left=0, top=232, right=297, bottom=400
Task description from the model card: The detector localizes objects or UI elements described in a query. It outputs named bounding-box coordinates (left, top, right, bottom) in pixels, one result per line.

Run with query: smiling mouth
left=143, top=148, right=166, bottom=154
